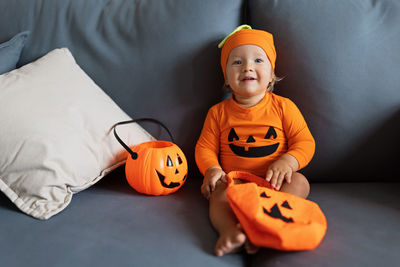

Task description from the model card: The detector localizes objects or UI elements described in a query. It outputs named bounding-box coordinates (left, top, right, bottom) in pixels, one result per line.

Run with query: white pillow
left=0, top=48, right=154, bottom=220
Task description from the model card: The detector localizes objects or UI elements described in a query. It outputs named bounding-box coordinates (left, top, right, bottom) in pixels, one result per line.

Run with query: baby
left=195, top=25, right=315, bottom=256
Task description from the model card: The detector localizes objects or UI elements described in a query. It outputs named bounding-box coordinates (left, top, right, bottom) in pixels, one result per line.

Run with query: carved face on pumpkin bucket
left=228, top=126, right=280, bottom=158
left=125, top=141, right=188, bottom=196
left=155, top=153, right=187, bottom=189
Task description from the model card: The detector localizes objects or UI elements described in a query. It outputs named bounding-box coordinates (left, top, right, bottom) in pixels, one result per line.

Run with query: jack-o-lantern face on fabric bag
left=226, top=171, right=327, bottom=251
left=228, top=126, right=280, bottom=158
left=260, top=191, right=294, bottom=223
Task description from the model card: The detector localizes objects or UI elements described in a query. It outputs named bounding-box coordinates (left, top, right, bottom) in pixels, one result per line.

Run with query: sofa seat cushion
left=0, top=169, right=246, bottom=267
left=2, top=175, right=398, bottom=266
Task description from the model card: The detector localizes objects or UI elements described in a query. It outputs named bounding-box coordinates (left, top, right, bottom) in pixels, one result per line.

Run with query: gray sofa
left=1, top=0, right=399, bottom=266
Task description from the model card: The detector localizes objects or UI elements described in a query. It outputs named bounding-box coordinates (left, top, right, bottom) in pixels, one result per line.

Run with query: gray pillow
left=248, top=0, right=400, bottom=182
left=0, top=31, right=29, bottom=74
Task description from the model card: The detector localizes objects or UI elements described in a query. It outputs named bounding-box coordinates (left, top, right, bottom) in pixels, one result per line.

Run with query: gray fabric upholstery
left=248, top=0, right=400, bottom=182
left=0, top=168, right=246, bottom=267
left=2, top=177, right=398, bottom=267
left=0, top=0, right=399, bottom=266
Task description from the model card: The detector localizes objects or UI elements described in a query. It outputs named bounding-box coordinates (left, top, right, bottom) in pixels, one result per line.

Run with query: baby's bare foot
left=215, top=226, right=246, bottom=257
left=235, top=224, right=260, bottom=255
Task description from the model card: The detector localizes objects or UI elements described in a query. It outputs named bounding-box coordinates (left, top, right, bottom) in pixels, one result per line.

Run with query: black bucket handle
left=112, top=118, right=174, bottom=160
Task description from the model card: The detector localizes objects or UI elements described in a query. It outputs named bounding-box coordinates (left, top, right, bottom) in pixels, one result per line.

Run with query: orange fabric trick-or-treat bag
left=226, top=171, right=327, bottom=251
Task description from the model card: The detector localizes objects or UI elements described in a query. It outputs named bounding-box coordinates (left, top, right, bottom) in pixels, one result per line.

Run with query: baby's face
left=225, top=45, right=273, bottom=102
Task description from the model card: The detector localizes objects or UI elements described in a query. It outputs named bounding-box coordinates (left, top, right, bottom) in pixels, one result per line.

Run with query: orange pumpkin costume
left=195, top=92, right=315, bottom=177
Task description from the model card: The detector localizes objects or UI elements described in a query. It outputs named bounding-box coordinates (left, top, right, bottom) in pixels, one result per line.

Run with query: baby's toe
left=245, top=239, right=260, bottom=255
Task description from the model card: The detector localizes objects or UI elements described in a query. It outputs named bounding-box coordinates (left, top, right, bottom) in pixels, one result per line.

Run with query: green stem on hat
left=218, top=24, right=252, bottom=48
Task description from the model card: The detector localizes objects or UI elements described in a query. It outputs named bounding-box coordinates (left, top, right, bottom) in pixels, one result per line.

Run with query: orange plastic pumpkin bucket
left=113, top=119, right=188, bottom=195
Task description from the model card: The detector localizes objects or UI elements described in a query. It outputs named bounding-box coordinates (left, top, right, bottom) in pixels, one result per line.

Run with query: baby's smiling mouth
left=241, top=76, right=256, bottom=81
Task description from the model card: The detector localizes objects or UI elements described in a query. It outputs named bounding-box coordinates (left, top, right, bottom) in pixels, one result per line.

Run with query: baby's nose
left=242, top=62, right=254, bottom=72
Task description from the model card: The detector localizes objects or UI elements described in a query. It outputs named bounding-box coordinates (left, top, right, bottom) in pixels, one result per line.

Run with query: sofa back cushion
left=0, top=0, right=244, bottom=176
left=248, top=0, right=400, bottom=182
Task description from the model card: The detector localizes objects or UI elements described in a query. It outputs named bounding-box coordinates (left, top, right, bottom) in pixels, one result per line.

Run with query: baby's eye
left=255, top=58, right=264, bottom=63
left=233, top=60, right=242, bottom=65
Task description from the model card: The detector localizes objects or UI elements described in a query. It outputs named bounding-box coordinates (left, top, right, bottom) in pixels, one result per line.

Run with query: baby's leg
left=280, top=172, right=310, bottom=198
left=209, top=180, right=246, bottom=256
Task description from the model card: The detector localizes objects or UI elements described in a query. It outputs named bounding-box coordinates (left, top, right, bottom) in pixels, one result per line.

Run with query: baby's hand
left=201, top=166, right=226, bottom=200
left=265, top=159, right=293, bottom=191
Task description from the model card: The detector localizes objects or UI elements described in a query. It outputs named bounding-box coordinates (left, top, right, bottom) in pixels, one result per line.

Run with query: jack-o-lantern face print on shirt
left=228, top=126, right=280, bottom=158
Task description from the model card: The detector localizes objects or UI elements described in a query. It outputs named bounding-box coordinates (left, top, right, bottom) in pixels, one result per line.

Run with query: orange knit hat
left=219, top=25, right=276, bottom=77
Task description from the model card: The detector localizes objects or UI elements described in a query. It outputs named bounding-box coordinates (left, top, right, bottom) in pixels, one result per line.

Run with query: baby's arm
left=266, top=98, right=315, bottom=190
left=195, top=108, right=224, bottom=199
